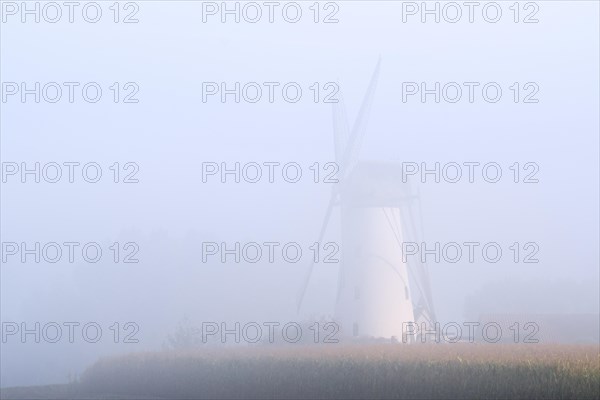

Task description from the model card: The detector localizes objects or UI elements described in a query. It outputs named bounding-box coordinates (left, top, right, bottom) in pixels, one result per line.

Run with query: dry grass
left=73, top=344, right=600, bottom=399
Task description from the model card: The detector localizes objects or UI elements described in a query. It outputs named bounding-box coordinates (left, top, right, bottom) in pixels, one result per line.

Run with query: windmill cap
left=340, top=161, right=418, bottom=207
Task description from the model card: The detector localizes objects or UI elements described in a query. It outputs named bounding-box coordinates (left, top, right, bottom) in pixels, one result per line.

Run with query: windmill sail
left=296, top=60, right=381, bottom=311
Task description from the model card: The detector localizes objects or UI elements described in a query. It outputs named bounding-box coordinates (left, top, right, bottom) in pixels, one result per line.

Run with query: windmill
left=297, top=60, right=436, bottom=341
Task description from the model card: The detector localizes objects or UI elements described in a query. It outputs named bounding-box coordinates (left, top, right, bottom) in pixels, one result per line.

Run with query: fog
left=1, top=1, right=599, bottom=388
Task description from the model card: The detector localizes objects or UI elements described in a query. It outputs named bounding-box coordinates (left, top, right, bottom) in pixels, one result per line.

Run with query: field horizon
left=1, top=343, right=598, bottom=399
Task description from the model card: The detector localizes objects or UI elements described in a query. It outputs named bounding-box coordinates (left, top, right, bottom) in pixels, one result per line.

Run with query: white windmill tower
left=297, top=60, right=436, bottom=341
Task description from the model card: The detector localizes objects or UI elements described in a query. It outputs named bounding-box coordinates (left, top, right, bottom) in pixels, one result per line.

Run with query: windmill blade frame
left=296, top=60, right=382, bottom=311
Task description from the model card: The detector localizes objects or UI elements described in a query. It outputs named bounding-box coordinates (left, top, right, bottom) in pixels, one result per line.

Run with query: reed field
left=3, top=344, right=597, bottom=399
